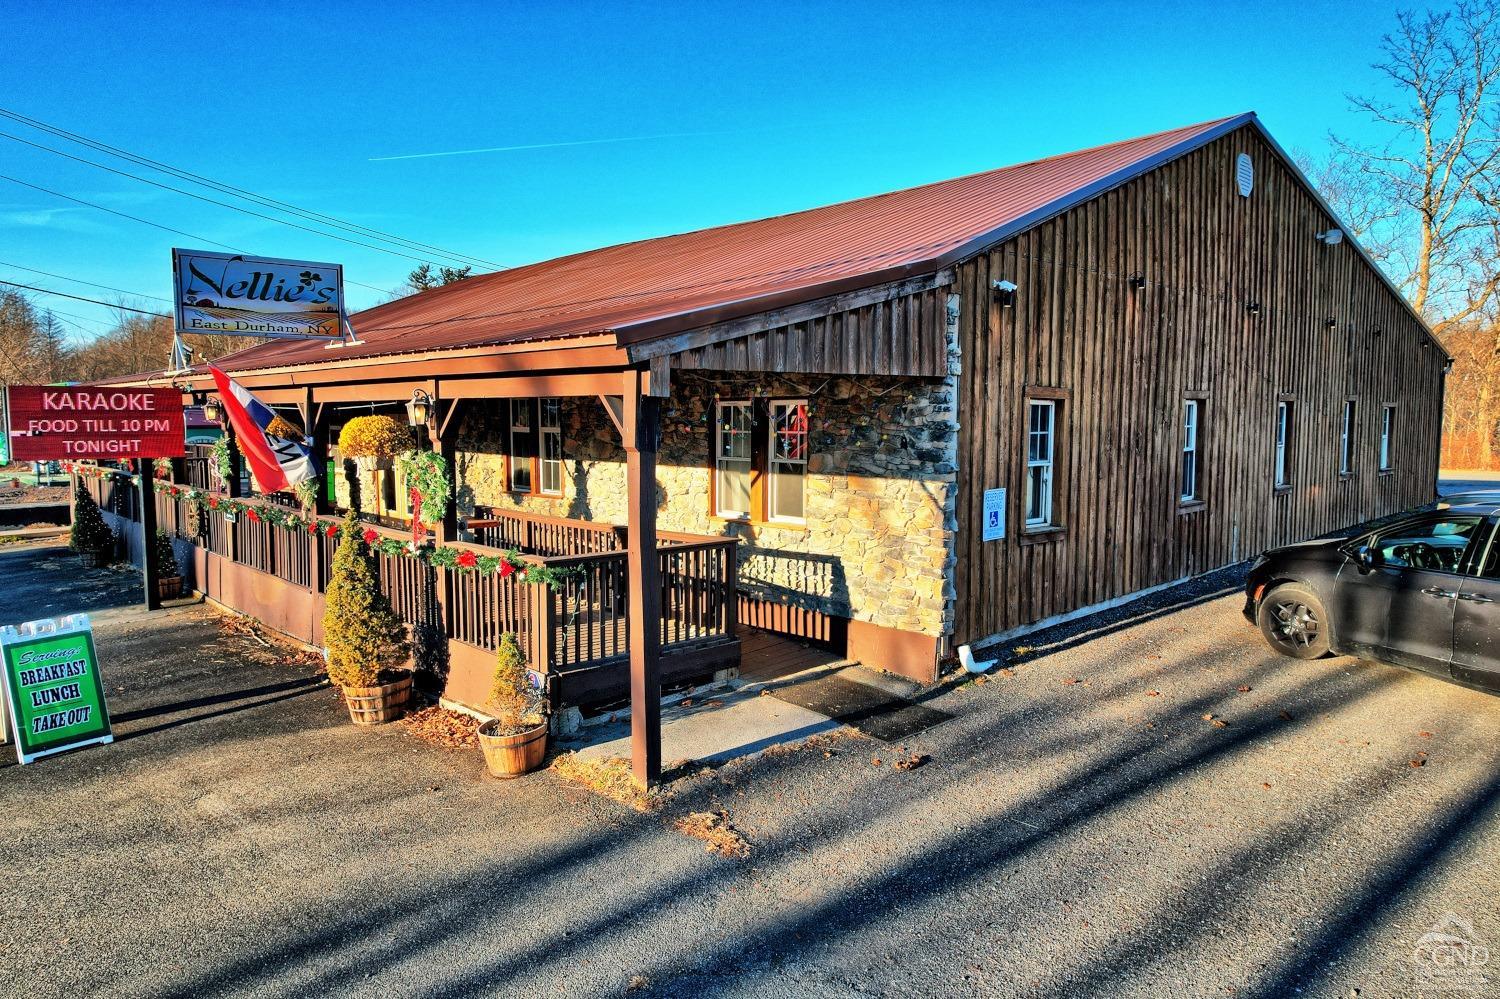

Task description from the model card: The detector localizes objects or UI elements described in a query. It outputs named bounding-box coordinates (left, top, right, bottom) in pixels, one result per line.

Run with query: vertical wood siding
left=952, top=125, right=1446, bottom=645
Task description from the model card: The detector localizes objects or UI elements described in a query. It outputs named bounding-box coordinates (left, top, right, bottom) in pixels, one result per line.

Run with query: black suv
left=1244, top=494, right=1500, bottom=692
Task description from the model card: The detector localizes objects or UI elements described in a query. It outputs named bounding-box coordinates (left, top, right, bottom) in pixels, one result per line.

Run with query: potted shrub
left=69, top=485, right=115, bottom=567
left=322, top=511, right=413, bottom=725
left=152, top=530, right=183, bottom=600
left=477, top=632, right=548, bottom=778
left=338, top=416, right=411, bottom=473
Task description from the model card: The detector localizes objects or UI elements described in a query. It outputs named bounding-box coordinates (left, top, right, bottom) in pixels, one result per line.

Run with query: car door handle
left=1457, top=593, right=1495, bottom=604
left=1421, top=586, right=1459, bottom=599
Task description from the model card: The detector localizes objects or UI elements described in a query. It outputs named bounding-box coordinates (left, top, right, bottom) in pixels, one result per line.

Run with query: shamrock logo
left=298, top=270, right=322, bottom=288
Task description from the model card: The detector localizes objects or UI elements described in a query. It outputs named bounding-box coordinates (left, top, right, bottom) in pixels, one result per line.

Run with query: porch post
left=623, top=370, right=662, bottom=787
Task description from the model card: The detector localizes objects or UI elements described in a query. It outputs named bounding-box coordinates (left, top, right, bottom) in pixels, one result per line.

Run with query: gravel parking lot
left=1, top=539, right=1496, bottom=999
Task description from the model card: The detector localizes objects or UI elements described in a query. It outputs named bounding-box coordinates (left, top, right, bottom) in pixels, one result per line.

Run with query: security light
left=992, top=279, right=1017, bottom=308
left=1316, top=229, right=1344, bottom=245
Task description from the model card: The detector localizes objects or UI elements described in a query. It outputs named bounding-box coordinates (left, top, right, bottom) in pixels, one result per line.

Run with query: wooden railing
left=82, top=468, right=739, bottom=678
left=469, top=506, right=626, bottom=556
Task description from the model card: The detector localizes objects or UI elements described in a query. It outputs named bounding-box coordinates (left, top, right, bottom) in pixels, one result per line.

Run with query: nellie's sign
left=3, top=386, right=185, bottom=461
left=172, top=249, right=344, bottom=340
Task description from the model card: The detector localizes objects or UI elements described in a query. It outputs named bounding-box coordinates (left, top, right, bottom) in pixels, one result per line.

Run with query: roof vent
left=1235, top=153, right=1254, bottom=197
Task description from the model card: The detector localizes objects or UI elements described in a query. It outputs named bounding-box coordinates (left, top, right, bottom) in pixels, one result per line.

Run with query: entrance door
left=1451, top=519, right=1500, bottom=691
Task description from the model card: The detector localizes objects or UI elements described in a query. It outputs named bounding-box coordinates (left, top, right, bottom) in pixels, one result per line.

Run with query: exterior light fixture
left=202, top=398, right=224, bottom=424
left=992, top=279, right=1017, bottom=308
left=1127, top=274, right=1147, bottom=291
left=1316, top=229, right=1344, bottom=245
left=1325, top=317, right=1338, bottom=330
left=406, top=388, right=433, bottom=428
left=1371, top=327, right=1382, bottom=338
left=1247, top=301, right=1262, bottom=317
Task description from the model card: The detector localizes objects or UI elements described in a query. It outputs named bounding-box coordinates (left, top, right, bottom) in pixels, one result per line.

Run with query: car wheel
left=1258, top=583, right=1331, bottom=660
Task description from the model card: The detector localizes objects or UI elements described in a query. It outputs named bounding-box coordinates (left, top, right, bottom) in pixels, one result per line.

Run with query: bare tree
left=1327, top=1, right=1500, bottom=325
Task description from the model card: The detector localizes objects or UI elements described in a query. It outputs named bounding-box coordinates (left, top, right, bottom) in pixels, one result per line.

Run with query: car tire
left=1257, top=583, right=1332, bottom=660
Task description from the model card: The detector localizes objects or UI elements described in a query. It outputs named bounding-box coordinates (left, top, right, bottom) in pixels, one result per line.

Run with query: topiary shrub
left=489, top=632, right=543, bottom=733
left=152, top=530, right=180, bottom=578
left=322, top=511, right=410, bottom=689
left=69, top=485, right=115, bottom=560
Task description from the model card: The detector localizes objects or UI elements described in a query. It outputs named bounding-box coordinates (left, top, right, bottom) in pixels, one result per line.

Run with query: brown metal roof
left=191, top=113, right=1258, bottom=376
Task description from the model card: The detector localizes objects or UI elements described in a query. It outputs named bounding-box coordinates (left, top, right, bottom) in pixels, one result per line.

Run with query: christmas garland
left=130, top=474, right=575, bottom=590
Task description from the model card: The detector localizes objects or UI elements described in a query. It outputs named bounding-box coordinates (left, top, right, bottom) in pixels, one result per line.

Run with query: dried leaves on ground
left=672, top=810, right=750, bottom=859
left=551, top=753, right=662, bottom=812
left=401, top=706, right=479, bottom=750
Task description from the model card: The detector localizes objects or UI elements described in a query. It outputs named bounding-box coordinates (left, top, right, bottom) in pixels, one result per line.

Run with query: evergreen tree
left=322, top=512, right=409, bottom=688
left=68, top=485, right=115, bottom=559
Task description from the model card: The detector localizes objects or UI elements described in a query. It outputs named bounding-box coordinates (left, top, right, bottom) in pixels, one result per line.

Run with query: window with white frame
left=1182, top=399, right=1202, bottom=502
left=1025, top=400, right=1055, bottom=527
left=1340, top=399, right=1357, bottom=475
left=767, top=400, right=808, bottom=523
left=508, top=399, right=534, bottom=493
left=539, top=398, right=563, bottom=496
left=1274, top=401, right=1292, bottom=488
left=1380, top=405, right=1395, bottom=471
left=714, top=401, right=753, bottom=519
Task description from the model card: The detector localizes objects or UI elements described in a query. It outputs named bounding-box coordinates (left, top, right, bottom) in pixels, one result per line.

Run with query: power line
left=0, top=259, right=170, bottom=302
left=0, top=279, right=167, bottom=317
left=0, top=174, right=394, bottom=297
left=0, top=107, right=506, bottom=270
left=0, top=129, right=484, bottom=268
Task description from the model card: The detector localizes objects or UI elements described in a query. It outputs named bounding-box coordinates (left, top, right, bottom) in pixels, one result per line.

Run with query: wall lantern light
left=202, top=398, right=224, bottom=424
left=1127, top=274, right=1147, bottom=291
left=406, top=388, right=433, bottom=428
left=992, top=279, right=1017, bottom=308
left=1325, top=317, right=1339, bottom=330
left=1247, top=301, right=1262, bottom=317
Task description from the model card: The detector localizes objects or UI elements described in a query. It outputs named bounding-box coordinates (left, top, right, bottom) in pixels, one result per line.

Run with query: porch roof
left=166, top=114, right=1248, bottom=382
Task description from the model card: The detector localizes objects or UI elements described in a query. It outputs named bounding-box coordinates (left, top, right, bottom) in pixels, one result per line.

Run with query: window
left=767, top=400, right=808, bottom=523
left=508, top=400, right=534, bottom=492
left=1371, top=516, right=1485, bottom=574
left=714, top=401, right=753, bottom=519
left=1274, top=401, right=1292, bottom=489
left=1181, top=399, right=1202, bottom=503
left=1025, top=400, right=1056, bottom=527
left=1340, top=399, right=1357, bottom=475
left=1380, top=405, right=1396, bottom=471
left=539, top=398, right=563, bottom=496
left=1480, top=524, right=1500, bottom=579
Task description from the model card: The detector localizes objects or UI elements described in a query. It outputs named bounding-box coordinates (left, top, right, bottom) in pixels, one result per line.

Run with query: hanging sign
left=1, top=614, right=113, bottom=763
left=172, top=248, right=345, bottom=340
left=4, top=385, right=185, bottom=461
left=982, top=487, right=1007, bottom=542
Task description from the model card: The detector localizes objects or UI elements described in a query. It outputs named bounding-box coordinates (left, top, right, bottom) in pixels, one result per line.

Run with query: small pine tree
left=322, top=511, right=410, bottom=689
left=152, top=530, right=180, bottom=578
left=490, top=632, right=536, bottom=727
left=69, top=485, right=115, bottom=559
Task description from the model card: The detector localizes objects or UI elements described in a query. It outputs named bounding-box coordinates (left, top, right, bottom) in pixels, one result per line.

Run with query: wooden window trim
left=1179, top=392, right=1208, bottom=511
left=1273, top=394, right=1296, bottom=493
left=1020, top=386, right=1070, bottom=534
left=708, top=397, right=810, bottom=527
left=1378, top=401, right=1397, bottom=474
left=505, top=398, right=565, bottom=498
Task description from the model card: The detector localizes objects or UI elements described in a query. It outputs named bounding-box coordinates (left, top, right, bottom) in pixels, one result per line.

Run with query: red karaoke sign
left=4, top=386, right=185, bottom=461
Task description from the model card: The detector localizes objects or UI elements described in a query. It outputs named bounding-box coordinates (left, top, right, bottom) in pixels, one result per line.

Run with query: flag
left=209, top=366, right=317, bottom=493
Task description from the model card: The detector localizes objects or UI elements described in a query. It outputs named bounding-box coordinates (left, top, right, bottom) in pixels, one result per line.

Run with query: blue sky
left=0, top=0, right=1411, bottom=340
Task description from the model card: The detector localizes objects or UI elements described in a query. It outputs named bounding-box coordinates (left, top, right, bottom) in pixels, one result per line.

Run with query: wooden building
left=88, top=111, right=1446, bottom=785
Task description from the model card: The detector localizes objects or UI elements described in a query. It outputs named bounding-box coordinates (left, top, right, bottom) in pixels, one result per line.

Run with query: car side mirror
left=1354, top=544, right=1376, bottom=569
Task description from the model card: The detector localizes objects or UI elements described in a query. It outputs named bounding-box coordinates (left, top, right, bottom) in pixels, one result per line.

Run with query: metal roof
left=205, top=113, right=1256, bottom=374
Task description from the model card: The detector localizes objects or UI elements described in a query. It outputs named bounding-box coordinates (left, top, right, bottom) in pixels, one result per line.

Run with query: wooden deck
left=736, top=626, right=847, bottom=684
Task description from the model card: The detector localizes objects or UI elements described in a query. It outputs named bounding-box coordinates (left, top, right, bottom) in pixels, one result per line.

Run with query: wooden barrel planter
left=342, top=673, right=413, bottom=726
left=156, top=576, right=183, bottom=601
left=477, top=719, right=548, bottom=778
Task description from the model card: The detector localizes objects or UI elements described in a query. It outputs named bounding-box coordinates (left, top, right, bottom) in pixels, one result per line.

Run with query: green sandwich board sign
left=0, top=615, right=113, bottom=763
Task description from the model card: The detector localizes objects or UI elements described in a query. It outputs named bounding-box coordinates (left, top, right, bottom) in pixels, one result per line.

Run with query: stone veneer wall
left=449, top=369, right=961, bottom=642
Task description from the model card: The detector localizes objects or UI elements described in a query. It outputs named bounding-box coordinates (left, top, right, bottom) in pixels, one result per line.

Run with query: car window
left=1373, top=516, right=1485, bottom=573
left=1480, top=523, right=1500, bottom=580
